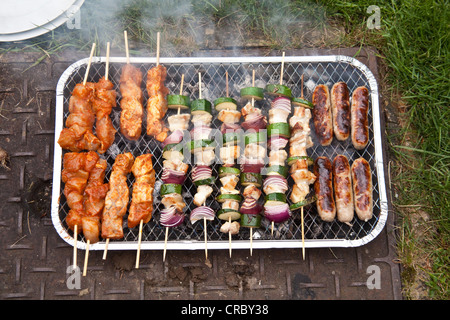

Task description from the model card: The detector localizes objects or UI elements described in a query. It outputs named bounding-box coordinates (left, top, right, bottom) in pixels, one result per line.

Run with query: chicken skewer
left=289, top=74, right=317, bottom=260
left=240, top=70, right=266, bottom=256
left=120, top=31, right=144, bottom=141
left=161, top=74, right=190, bottom=262
left=263, top=52, right=292, bottom=237
left=215, top=71, right=241, bottom=258
left=189, top=72, right=216, bottom=260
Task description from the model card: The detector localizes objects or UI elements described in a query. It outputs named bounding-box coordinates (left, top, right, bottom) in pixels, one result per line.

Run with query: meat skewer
left=189, top=72, right=215, bottom=260
left=57, top=43, right=101, bottom=152
left=263, top=52, right=292, bottom=237
left=92, top=42, right=117, bottom=154
left=215, top=71, right=241, bottom=257
left=161, top=74, right=190, bottom=262
left=82, top=156, right=108, bottom=276
left=146, top=32, right=170, bottom=142
left=119, top=31, right=144, bottom=141
left=101, top=152, right=134, bottom=260
left=289, top=74, right=317, bottom=259
left=240, top=70, right=266, bottom=256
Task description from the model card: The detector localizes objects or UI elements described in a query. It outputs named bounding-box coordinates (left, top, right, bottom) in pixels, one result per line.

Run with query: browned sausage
left=312, top=84, right=333, bottom=146
left=351, top=86, right=370, bottom=150
left=331, top=82, right=351, bottom=141
left=332, top=155, right=354, bottom=223
left=351, top=157, right=373, bottom=221
left=313, top=156, right=336, bottom=222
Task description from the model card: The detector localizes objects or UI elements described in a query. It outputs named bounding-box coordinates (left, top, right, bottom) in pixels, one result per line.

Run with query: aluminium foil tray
left=51, top=55, right=388, bottom=252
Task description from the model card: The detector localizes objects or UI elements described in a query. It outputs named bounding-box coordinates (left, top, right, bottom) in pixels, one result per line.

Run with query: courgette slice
left=222, top=132, right=241, bottom=145
left=264, top=84, right=292, bottom=98
left=189, top=139, right=216, bottom=153
left=240, top=172, right=262, bottom=187
left=167, top=94, right=190, bottom=110
left=292, top=97, right=314, bottom=109
left=218, top=166, right=240, bottom=177
left=264, top=192, right=287, bottom=203
left=240, top=87, right=264, bottom=101
left=265, top=165, right=288, bottom=177
left=214, top=97, right=238, bottom=111
left=160, top=183, right=182, bottom=196
left=244, top=131, right=267, bottom=145
left=267, top=122, right=290, bottom=138
left=217, top=208, right=241, bottom=221
left=289, top=195, right=317, bottom=211
left=240, top=213, right=262, bottom=228
left=193, top=176, right=216, bottom=186
left=216, top=194, right=242, bottom=203
left=191, top=99, right=212, bottom=115
left=287, top=156, right=314, bottom=166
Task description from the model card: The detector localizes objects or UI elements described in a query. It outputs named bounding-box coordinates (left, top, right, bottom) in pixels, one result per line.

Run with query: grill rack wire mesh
left=52, top=56, right=388, bottom=251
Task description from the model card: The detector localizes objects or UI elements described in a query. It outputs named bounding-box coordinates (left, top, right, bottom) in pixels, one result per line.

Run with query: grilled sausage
left=351, top=86, right=370, bottom=150
left=313, top=156, right=336, bottom=222
left=351, top=157, right=373, bottom=221
left=312, top=84, right=333, bottom=146
left=331, top=82, right=351, bottom=141
left=332, top=155, right=354, bottom=223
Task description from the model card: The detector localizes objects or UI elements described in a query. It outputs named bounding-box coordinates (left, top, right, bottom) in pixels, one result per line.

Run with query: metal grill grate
left=52, top=55, right=387, bottom=251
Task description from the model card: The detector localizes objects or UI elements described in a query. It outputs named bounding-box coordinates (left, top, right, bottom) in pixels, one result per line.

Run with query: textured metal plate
left=52, top=55, right=388, bottom=251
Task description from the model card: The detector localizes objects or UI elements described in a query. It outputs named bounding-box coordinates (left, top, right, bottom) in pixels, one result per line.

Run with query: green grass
left=0, top=0, right=448, bottom=299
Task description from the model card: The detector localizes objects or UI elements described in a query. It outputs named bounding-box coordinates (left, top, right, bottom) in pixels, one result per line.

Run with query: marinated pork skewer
left=92, top=42, right=117, bottom=154
left=101, top=152, right=134, bottom=260
left=120, top=31, right=144, bottom=141
left=57, top=43, right=101, bottom=152
left=146, top=32, right=170, bottom=142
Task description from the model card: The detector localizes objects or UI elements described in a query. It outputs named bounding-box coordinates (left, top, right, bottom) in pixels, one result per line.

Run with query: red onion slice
left=242, top=114, right=267, bottom=131
left=268, top=136, right=289, bottom=150
left=263, top=202, right=291, bottom=223
left=191, top=165, right=212, bottom=182
left=271, top=97, right=291, bottom=113
left=263, top=175, right=288, bottom=193
left=190, top=206, right=215, bottom=223
left=162, top=129, right=184, bottom=148
left=220, top=122, right=241, bottom=134
left=240, top=197, right=263, bottom=215
left=160, top=206, right=185, bottom=227
left=161, top=168, right=186, bottom=184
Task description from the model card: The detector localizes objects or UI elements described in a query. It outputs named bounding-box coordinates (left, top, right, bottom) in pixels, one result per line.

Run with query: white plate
left=0, top=0, right=84, bottom=42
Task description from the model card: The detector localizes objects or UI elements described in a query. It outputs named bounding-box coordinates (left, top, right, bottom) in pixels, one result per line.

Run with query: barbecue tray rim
left=51, top=54, right=388, bottom=251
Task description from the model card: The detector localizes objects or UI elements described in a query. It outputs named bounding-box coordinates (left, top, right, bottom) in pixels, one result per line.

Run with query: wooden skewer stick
left=250, top=228, right=253, bottom=256
left=73, top=224, right=78, bottom=269
left=226, top=71, right=229, bottom=97
left=279, top=51, right=285, bottom=86
left=228, top=216, right=232, bottom=258
left=82, top=240, right=90, bottom=276
left=135, top=219, right=143, bottom=268
left=301, top=74, right=304, bottom=99
left=301, top=206, right=305, bottom=260
left=124, top=30, right=130, bottom=64
left=105, top=42, right=110, bottom=81
left=156, top=32, right=160, bottom=66
left=198, top=72, right=202, bottom=99
left=251, top=70, right=255, bottom=107
left=204, top=217, right=208, bottom=260
left=83, top=43, right=96, bottom=86
left=102, top=42, right=111, bottom=260
left=271, top=221, right=274, bottom=237
left=163, top=226, right=168, bottom=262
left=178, top=74, right=185, bottom=115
